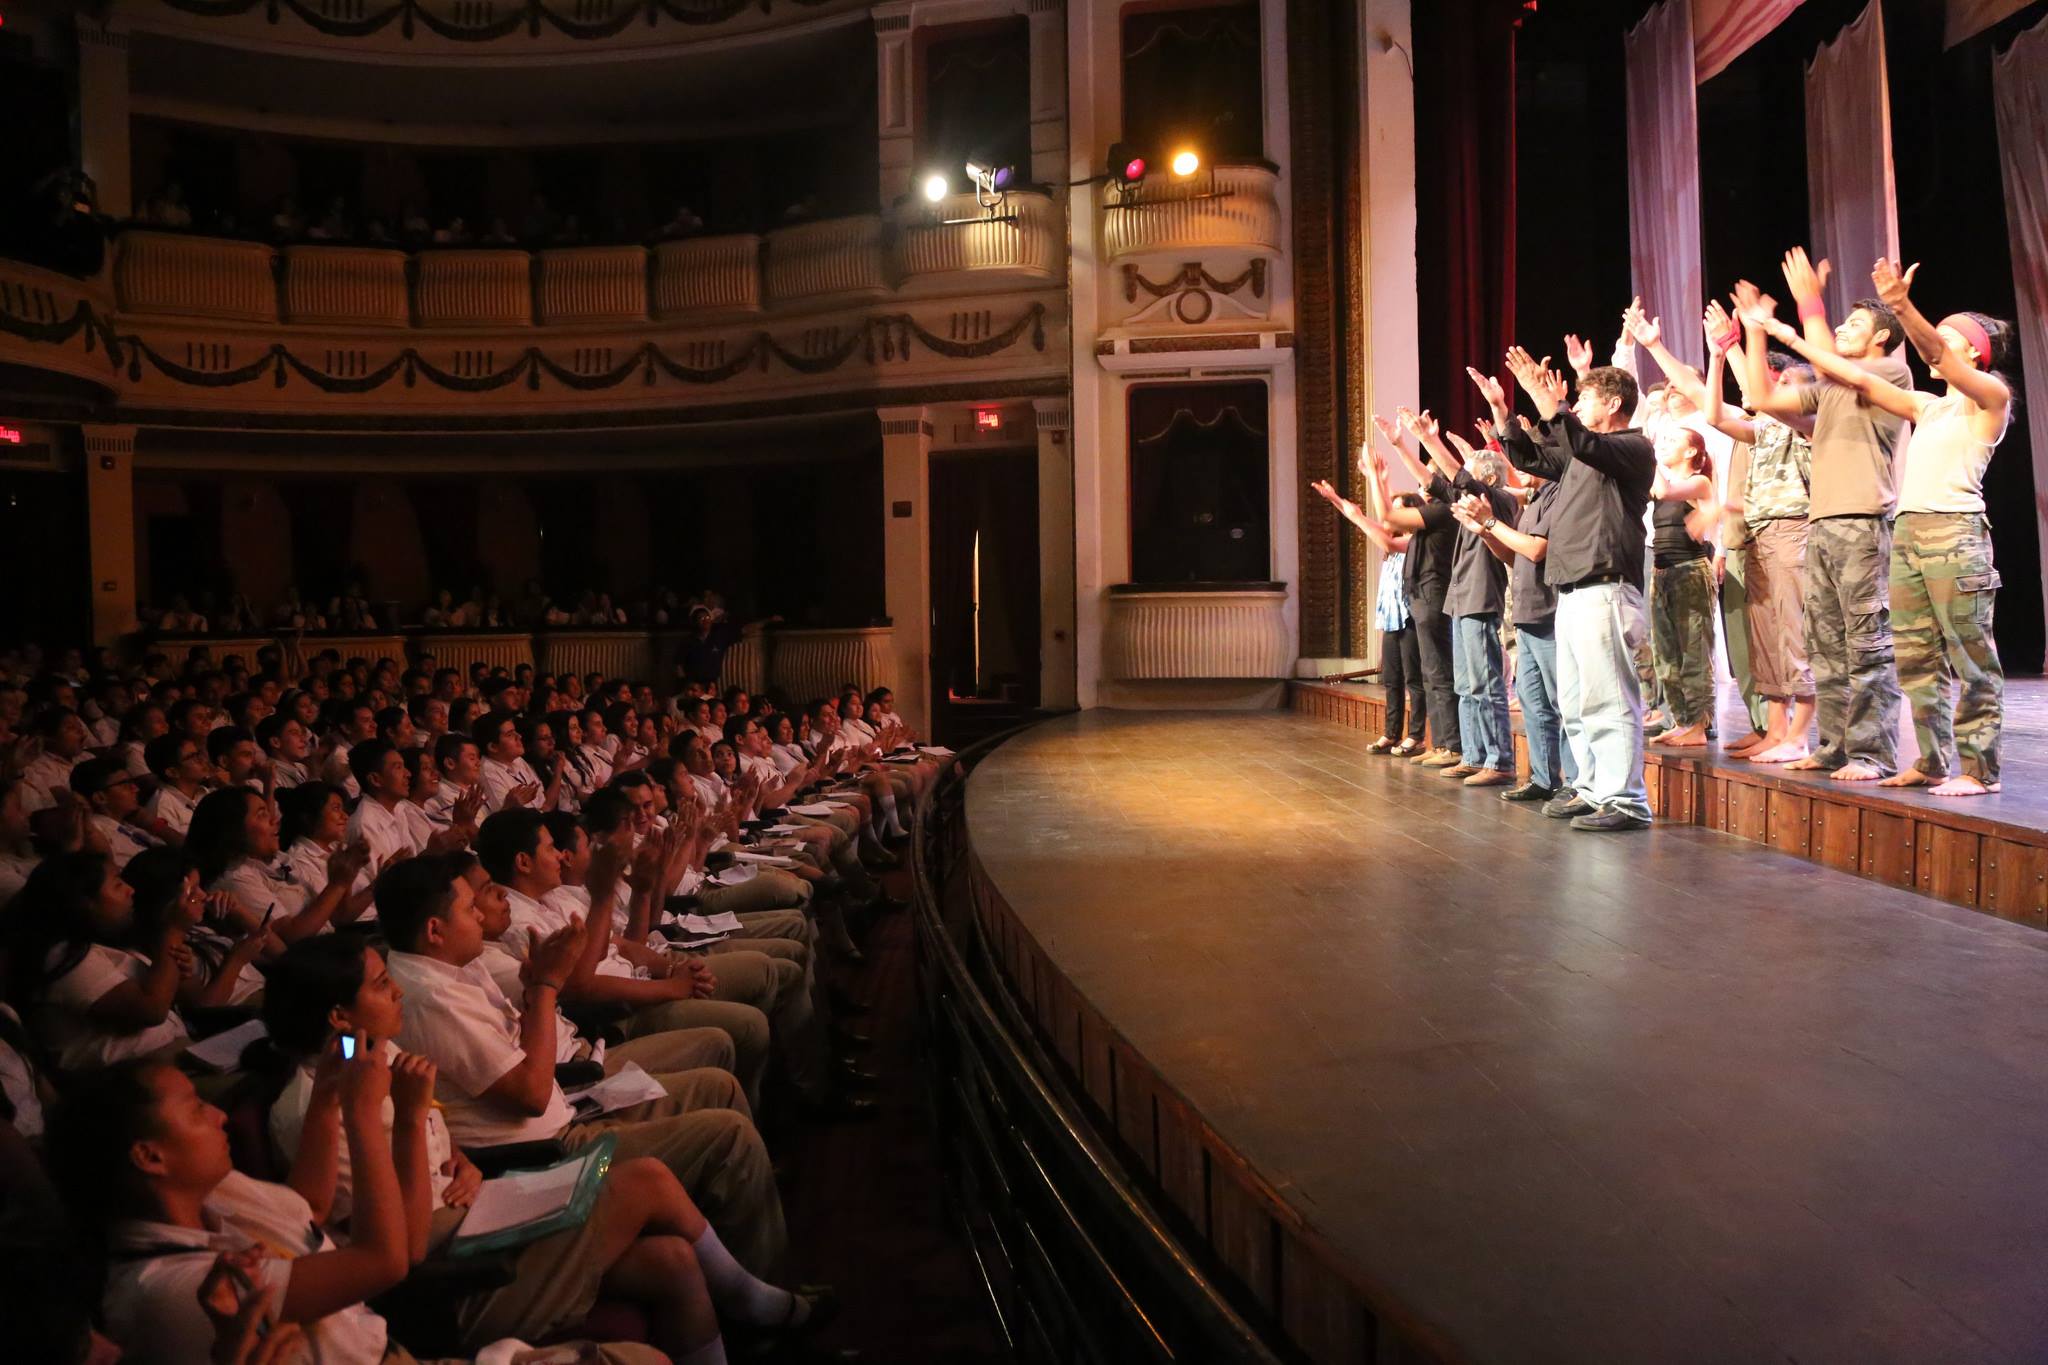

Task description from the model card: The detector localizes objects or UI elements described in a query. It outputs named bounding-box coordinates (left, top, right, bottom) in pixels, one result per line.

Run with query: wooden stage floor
left=964, top=709, right=2048, bottom=1365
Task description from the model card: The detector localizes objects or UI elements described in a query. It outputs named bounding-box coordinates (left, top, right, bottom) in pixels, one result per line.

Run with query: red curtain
left=1413, top=0, right=1521, bottom=436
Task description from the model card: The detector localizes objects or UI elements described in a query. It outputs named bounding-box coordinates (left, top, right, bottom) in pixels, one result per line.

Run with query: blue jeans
left=1515, top=619, right=1574, bottom=792
left=1453, top=612, right=1512, bottom=772
left=1556, top=581, right=1651, bottom=821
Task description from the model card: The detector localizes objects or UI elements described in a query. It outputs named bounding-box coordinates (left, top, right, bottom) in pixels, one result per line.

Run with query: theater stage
left=962, top=709, right=2048, bottom=1365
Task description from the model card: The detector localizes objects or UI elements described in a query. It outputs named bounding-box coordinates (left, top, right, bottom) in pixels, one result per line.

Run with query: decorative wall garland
left=0, top=288, right=1048, bottom=399
left=154, top=0, right=842, bottom=43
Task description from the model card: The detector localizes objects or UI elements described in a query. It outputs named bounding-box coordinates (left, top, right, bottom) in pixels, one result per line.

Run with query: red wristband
left=1796, top=297, right=1827, bottom=323
left=1714, top=327, right=1740, bottom=354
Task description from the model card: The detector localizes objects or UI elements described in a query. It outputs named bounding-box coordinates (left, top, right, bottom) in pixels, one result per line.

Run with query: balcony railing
left=1097, top=163, right=1284, bottom=262
left=282, top=245, right=410, bottom=327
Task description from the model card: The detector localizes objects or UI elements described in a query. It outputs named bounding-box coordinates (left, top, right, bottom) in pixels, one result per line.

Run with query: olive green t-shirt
left=1792, top=351, right=1913, bottom=520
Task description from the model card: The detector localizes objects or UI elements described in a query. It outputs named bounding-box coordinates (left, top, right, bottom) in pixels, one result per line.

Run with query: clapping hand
left=1563, top=332, right=1594, bottom=378
left=1465, top=365, right=1508, bottom=418
left=1702, top=299, right=1738, bottom=351
left=1871, top=256, right=1917, bottom=312
left=1396, top=405, right=1439, bottom=442
left=1622, top=297, right=1661, bottom=349
left=1780, top=246, right=1831, bottom=310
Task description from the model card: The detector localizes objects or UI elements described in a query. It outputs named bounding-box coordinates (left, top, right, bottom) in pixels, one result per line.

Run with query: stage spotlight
left=1171, top=148, right=1201, bottom=178
left=1108, top=142, right=1147, bottom=188
left=922, top=173, right=950, bottom=203
left=964, top=161, right=1016, bottom=193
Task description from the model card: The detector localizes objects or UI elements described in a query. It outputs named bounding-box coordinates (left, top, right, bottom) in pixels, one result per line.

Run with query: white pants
left=1556, top=580, right=1651, bottom=821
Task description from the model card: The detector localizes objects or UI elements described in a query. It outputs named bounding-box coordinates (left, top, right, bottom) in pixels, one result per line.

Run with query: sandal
left=1366, top=736, right=1396, bottom=754
left=1390, top=738, right=1423, bottom=758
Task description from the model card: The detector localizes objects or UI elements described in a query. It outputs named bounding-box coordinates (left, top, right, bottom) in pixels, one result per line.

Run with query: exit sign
left=974, top=408, right=1002, bottom=432
left=0, top=425, right=22, bottom=445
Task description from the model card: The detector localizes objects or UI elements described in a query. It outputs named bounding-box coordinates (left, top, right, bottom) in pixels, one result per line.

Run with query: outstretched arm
left=1872, top=258, right=2012, bottom=421
left=1623, top=301, right=1707, bottom=411
left=1696, top=306, right=1758, bottom=445
left=1399, top=407, right=1461, bottom=480
left=1732, top=280, right=1811, bottom=420
left=1781, top=247, right=1836, bottom=353
left=1752, top=313, right=1926, bottom=425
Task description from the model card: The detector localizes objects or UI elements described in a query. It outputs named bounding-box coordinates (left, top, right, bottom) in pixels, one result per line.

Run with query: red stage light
left=1124, top=157, right=1147, bottom=182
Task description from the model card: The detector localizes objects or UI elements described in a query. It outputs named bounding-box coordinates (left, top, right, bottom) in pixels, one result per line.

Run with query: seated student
left=0, top=777, right=39, bottom=906
left=19, top=707, right=91, bottom=812
left=206, top=725, right=266, bottom=793
left=277, top=782, right=378, bottom=920
left=121, top=846, right=270, bottom=1008
left=521, top=714, right=575, bottom=813
left=48, top=1051, right=415, bottom=1365
left=374, top=705, right=417, bottom=755
left=375, top=856, right=788, bottom=1272
left=545, top=711, right=605, bottom=809
left=263, top=937, right=824, bottom=1361
left=406, top=694, right=449, bottom=753
left=141, top=733, right=211, bottom=843
left=322, top=700, right=380, bottom=800
left=69, top=758, right=165, bottom=870
left=344, top=739, right=472, bottom=878
left=480, top=809, right=775, bottom=1107
left=2, top=852, right=189, bottom=1070
left=421, top=731, right=483, bottom=826
left=188, top=788, right=372, bottom=942
left=476, top=711, right=554, bottom=813
left=115, top=701, right=170, bottom=783
left=253, top=713, right=312, bottom=789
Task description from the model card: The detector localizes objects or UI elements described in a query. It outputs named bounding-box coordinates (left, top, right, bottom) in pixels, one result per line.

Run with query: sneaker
left=1440, top=763, right=1480, bottom=779
left=1571, top=806, right=1652, bottom=832
left=1463, top=768, right=1513, bottom=787
left=1501, top=782, right=1554, bottom=803
left=1543, top=793, right=1594, bottom=819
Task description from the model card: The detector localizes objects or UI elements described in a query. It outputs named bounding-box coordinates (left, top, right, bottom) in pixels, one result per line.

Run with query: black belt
left=1557, top=572, right=1626, bottom=593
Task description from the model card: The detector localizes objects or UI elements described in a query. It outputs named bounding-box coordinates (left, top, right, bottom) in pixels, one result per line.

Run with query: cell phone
left=260, top=902, right=276, bottom=932
left=340, top=1035, right=358, bottom=1060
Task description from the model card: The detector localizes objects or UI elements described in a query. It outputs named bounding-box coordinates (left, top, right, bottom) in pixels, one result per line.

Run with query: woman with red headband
left=1754, top=259, right=2013, bottom=795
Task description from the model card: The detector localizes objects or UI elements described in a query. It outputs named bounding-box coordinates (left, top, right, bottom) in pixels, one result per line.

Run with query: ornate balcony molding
left=1104, top=586, right=1292, bottom=680
left=115, top=232, right=278, bottom=324
left=763, top=216, right=894, bottom=308
left=1097, top=163, right=1283, bottom=262
left=895, top=191, right=1063, bottom=291
left=653, top=236, right=761, bottom=319
left=127, top=0, right=873, bottom=55
left=282, top=245, right=411, bottom=327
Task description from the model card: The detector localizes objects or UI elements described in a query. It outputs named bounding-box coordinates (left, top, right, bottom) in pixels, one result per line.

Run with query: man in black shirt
left=1487, top=350, right=1657, bottom=831
left=1372, top=415, right=1462, bottom=766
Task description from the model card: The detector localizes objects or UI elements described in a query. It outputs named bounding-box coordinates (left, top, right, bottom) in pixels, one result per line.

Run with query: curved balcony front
left=117, top=0, right=879, bottom=61
left=1096, top=163, right=1284, bottom=262
left=0, top=198, right=1068, bottom=426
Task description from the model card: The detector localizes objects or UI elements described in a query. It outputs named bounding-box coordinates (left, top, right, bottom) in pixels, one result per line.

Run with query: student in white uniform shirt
left=141, top=733, right=210, bottom=842
left=188, top=787, right=373, bottom=943
left=373, top=857, right=788, bottom=1273
left=68, top=759, right=166, bottom=871
left=2, top=851, right=189, bottom=1071
left=422, top=731, right=484, bottom=826
left=479, top=809, right=775, bottom=1107
left=123, top=846, right=271, bottom=1008
left=49, top=1051, right=412, bottom=1365
left=206, top=725, right=267, bottom=793
left=348, top=738, right=473, bottom=874
left=475, top=711, right=552, bottom=812
left=262, top=936, right=816, bottom=1363
left=115, top=701, right=170, bottom=783
left=278, top=782, right=379, bottom=921
left=322, top=700, right=380, bottom=800
left=18, top=707, right=91, bottom=812
left=253, top=713, right=312, bottom=789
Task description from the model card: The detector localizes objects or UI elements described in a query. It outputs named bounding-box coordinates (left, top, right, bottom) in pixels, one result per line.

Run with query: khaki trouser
left=1747, top=516, right=1815, bottom=700
left=1892, top=511, right=2004, bottom=783
left=706, top=910, right=829, bottom=1101
left=559, top=1077, right=786, bottom=1275
left=612, top=1016, right=761, bottom=1118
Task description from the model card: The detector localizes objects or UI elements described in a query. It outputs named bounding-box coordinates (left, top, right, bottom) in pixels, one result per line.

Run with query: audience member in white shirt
left=374, top=856, right=785, bottom=1271
left=122, top=846, right=270, bottom=1008
left=476, top=711, right=550, bottom=812
left=19, top=707, right=90, bottom=812
left=69, top=759, right=163, bottom=871
left=3, top=851, right=189, bottom=1071
left=423, top=732, right=485, bottom=826
left=187, top=787, right=371, bottom=943
left=0, top=778, right=39, bottom=906
left=50, top=1052, right=411, bottom=1365
left=206, top=726, right=267, bottom=794
left=254, top=713, right=312, bottom=789
left=278, top=782, right=378, bottom=922
left=141, top=734, right=210, bottom=842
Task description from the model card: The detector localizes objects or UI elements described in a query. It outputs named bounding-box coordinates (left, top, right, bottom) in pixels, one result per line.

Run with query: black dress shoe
left=828, top=985, right=871, bottom=1016
left=1501, top=782, right=1554, bottom=803
left=1543, top=793, right=1594, bottom=819
left=1571, top=806, right=1652, bottom=832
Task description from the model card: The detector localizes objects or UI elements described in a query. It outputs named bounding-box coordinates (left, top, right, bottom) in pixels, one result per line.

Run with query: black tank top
left=1652, top=500, right=1709, bottom=568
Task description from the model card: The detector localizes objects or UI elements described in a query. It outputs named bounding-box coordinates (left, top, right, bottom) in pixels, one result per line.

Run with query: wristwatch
left=1480, top=517, right=1499, bottom=533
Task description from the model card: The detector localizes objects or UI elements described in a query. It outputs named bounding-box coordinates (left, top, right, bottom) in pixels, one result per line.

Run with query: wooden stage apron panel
left=964, top=710, right=2048, bottom=1365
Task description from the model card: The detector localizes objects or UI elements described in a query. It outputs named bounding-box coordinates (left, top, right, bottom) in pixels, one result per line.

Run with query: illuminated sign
left=974, top=408, right=1002, bottom=432
left=0, top=426, right=23, bottom=445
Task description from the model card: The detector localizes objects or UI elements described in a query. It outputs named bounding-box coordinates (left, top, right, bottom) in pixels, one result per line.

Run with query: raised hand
left=1370, top=411, right=1404, bottom=447
left=1563, top=332, right=1594, bottom=377
left=389, top=1051, right=438, bottom=1124
left=1871, top=256, right=1918, bottom=312
left=1396, top=406, right=1439, bottom=442
left=1730, top=279, right=1778, bottom=329
left=1445, top=430, right=1481, bottom=465
left=1780, top=247, right=1829, bottom=310
left=1309, top=478, right=1351, bottom=513
left=1465, top=365, right=1508, bottom=416
left=1625, top=302, right=1662, bottom=350
left=1532, top=359, right=1568, bottom=416
left=525, top=919, right=585, bottom=987
left=336, top=1031, right=392, bottom=1123
left=1702, top=299, right=1738, bottom=350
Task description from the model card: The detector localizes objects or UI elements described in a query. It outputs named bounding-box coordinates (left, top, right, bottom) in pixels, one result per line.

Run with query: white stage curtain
left=1693, top=0, right=1806, bottom=82
left=1626, top=0, right=1704, bottom=383
left=1947, top=0, right=2033, bottom=47
left=1992, top=14, right=2048, bottom=646
left=1804, top=1, right=1899, bottom=324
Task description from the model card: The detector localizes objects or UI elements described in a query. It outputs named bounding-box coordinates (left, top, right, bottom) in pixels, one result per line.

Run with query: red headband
left=1938, top=314, right=1992, bottom=366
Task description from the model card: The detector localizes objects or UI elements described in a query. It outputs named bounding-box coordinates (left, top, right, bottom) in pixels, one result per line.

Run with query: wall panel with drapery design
left=1121, top=1, right=1266, bottom=166
left=1127, top=382, right=1272, bottom=585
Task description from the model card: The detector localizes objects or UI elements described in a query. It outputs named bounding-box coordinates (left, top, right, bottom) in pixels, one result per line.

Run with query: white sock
left=677, top=1339, right=728, bottom=1365
left=879, top=789, right=906, bottom=836
left=692, top=1226, right=800, bottom=1325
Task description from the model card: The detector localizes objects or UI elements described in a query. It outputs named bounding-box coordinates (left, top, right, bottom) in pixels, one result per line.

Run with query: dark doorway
left=1128, top=380, right=1271, bottom=583
left=0, top=468, right=87, bottom=647
left=930, top=449, right=1040, bottom=740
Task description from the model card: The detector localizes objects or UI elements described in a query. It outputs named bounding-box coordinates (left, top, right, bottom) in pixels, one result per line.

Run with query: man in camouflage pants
left=1802, top=515, right=1904, bottom=774
left=1891, top=511, right=2002, bottom=787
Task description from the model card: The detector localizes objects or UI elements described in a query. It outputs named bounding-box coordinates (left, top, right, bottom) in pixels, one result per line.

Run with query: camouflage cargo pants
left=1805, top=515, right=1902, bottom=773
left=1651, top=557, right=1717, bottom=727
left=1891, top=512, right=2003, bottom=784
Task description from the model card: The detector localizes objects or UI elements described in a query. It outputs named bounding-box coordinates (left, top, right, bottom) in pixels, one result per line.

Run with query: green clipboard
left=447, top=1134, right=616, bottom=1259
